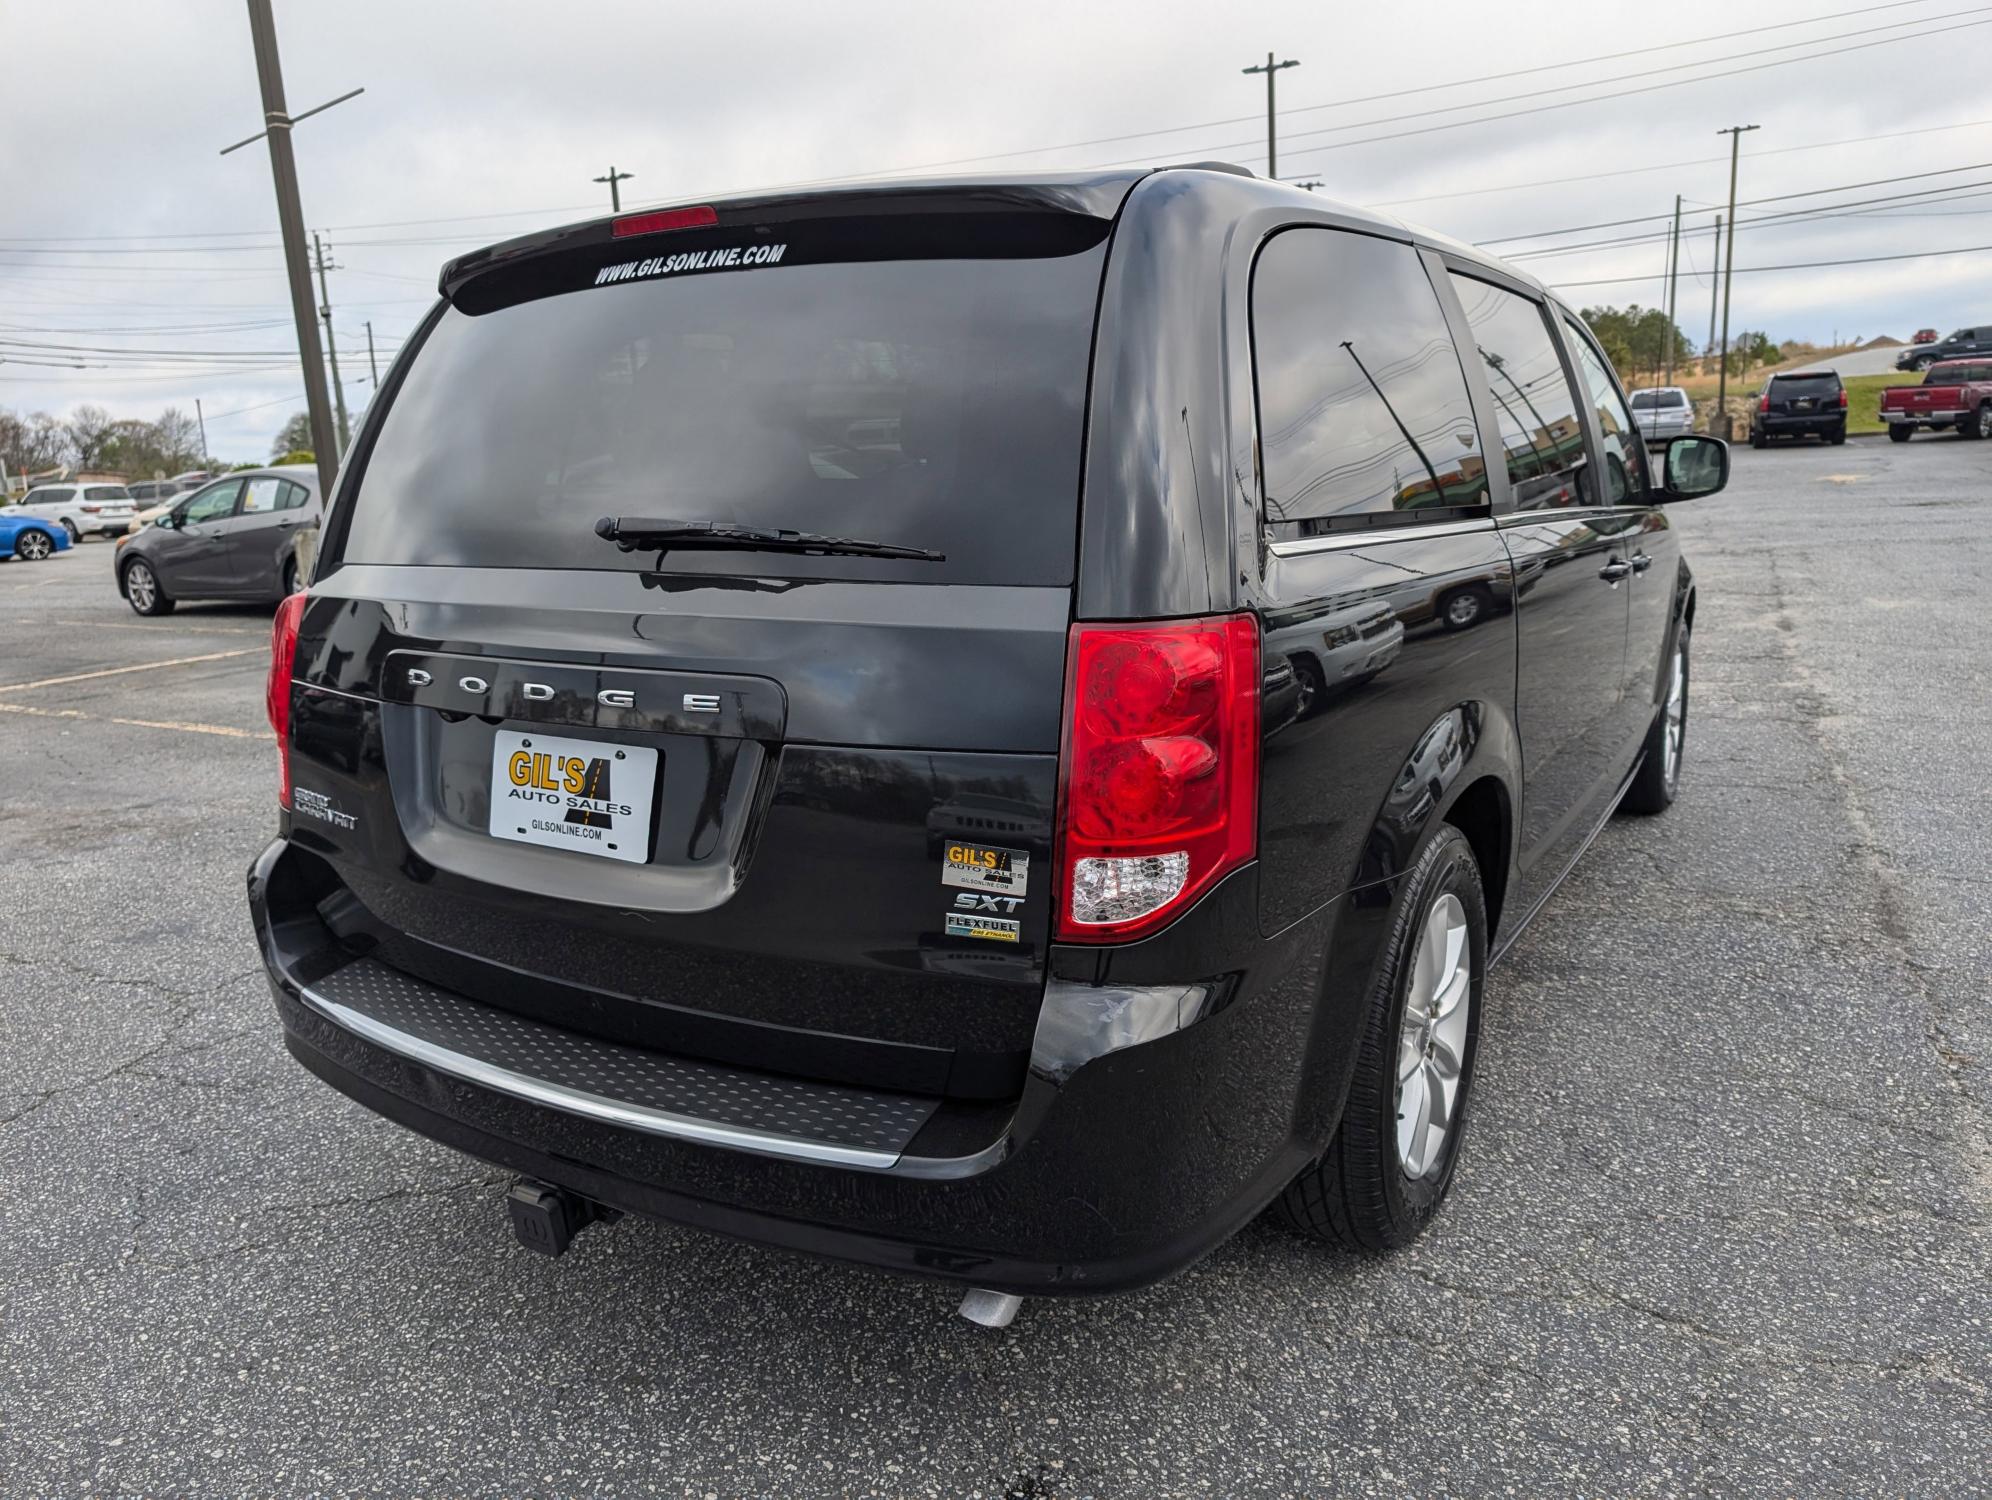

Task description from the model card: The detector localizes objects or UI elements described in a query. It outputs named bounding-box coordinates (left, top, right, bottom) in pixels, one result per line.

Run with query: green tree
left=1579, top=304, right=1694, bottom=387
left=270, top=412, right=312, bottom=462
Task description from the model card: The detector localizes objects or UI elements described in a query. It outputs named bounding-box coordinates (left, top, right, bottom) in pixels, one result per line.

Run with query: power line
left=1547, top=241, right=1992, bottom=289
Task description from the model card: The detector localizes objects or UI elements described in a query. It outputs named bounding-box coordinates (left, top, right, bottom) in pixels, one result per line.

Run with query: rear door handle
left=1598, top=559, right=1633, bottom=582
left=1629, top=551, right=1653, bottom=573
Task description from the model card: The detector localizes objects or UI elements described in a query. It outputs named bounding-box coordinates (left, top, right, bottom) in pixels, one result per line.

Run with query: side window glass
left=241, top=477, right=283, bottom=514
left=281, top=481, right=312, bottom=511
left=1562, top=318, right=1650, bottom=505
left=1251, top=227, right=1487, bottom=536
left=183, top=480, right=242, bottom=523
left=1447, top=275, right=1590, bottom=510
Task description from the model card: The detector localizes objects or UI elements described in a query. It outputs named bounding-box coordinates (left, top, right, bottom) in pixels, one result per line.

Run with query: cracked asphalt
left=2, top=439, right=1987, bottom=1498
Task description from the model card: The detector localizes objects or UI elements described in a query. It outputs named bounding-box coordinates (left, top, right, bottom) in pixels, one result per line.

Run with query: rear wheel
left=1968, top=403, right=1992, bottom=441
left=1278, top=825, right=1486, bottom=1251
left=1749, top=428, right=1766, bottom=449
left=122, top=559, right=173, bottom=616
left=60, top=519, right=80, bottom=543
left=280, top=557, right=299, bottom=598
left=1622, top=628, right=1689, bottom=815
left=1888, top=424, right=1913, bottom=443
left=14, top=528, right=54, bottom=562
left=1829, top=424, right=1847, bottom=445
left=1439, top=585, right=1489, bottom=631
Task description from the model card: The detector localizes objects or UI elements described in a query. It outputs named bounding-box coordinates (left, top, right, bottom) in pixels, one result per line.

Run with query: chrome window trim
left=297, top=982, right=904, bottom=1171
left=1266, top=516, right=1495, bottom=556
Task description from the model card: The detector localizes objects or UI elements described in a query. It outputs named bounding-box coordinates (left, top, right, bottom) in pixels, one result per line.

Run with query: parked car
left=10, top=482, right=137, bottom=540
left=1896, top=325, right=1992, bottom=371
left=1628, top=386, right=1695, bottom=447
left=1750, top=370, right=1847, bottom=447
left=1912, top=328, right=1938, bottom=345
left=1879, top=359, right=1992, bottom=441
left=0, top=510, right=73, bottom=563
left=249, top=166, right=1726, bottom=1319
left=115, top=466, right=318, bottom=615
left=126, top=480, right=184, bottom=505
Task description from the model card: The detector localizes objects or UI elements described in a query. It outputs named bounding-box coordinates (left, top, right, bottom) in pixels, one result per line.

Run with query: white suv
left=12, top=483, right=138, bottom=540
left=1627, top=386, right=1696, bottom=448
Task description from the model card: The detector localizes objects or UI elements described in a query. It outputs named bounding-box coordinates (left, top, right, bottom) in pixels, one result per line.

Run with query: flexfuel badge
left=942, top=842, right=1029, bottom=896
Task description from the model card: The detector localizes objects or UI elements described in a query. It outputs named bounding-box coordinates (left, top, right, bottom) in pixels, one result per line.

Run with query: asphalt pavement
left=1783, top=343, right=1911, bottom=377
left=1, top=440, right=1987, bottom=1498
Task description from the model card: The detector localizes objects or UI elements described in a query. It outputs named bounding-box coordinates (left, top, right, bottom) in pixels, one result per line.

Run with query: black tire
left=1888, top=424, right=1913, bottom=443
left=1437, top=585, right=1489, bottom=632
left=1278, top=825, right=1488, bottom=1252
left=1291, top=656, right=1324, bottom=719
left=1749, top=428, right=1766, bottom=449
left=1621, top=626, right=1689, bottom=815
left=1966, top=403, right=1992, bottom=441
left=13, top=527, right=55, bottom=562
left=1829, top=424, right=1847, bottom=445
left=121, top=558, right=174, bottom=616
left=60, top=518, right=80, bottom=543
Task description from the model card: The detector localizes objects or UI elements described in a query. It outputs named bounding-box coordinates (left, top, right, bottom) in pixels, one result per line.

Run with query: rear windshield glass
left=336, top=229, right=1107, bottom=586
left=1629, top=391, right=1687, bottom=410
left=85, top=486, right=130, bottom=500
left=1769, top=374, right=1838, bottom=391
left=1930, top=362, right=1991, bottom=382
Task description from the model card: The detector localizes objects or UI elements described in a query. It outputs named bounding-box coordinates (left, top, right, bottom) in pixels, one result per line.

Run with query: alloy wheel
left=1396, top=892, right=1472, bottom=1179
left=1447, top=592, right=1480, bottom=628
left=18, top=530, right=52, bottom=561
left=126, top=563, right=157, bottom=612
left=1979, top=406, right=1992, bottom=440
left=1662, top=643, right=1687, bottom=789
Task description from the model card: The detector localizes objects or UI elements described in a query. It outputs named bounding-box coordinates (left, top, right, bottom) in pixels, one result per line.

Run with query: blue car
left=0, top=510, right=73, bottom=563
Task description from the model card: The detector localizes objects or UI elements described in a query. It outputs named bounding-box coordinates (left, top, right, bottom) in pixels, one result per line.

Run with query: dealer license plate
left=487, top=729, right=657, bottom=863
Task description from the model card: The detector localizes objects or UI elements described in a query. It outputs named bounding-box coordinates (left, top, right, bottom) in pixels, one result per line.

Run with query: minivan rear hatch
left=290, top=182, right=1132, bottom=1102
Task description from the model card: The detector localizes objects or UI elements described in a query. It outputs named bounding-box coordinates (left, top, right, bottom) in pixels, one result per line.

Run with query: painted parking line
left=0, top=701, right=266, bottom=740
left=15, top=617, right=264, bottom=637
left=0, top=647, right=261, bottom=695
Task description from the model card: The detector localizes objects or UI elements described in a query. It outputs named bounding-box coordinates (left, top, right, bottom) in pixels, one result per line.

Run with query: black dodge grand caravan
left=250, top=165, right=1727, bottom=1311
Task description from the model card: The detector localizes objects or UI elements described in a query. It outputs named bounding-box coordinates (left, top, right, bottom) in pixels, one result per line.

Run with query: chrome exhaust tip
left=957, top=1288, right=1023, bottom=1328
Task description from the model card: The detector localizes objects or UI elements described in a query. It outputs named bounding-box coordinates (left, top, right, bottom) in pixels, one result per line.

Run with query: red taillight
left=267, top=590, right=307, bottom=808
left=612, top=205, right=718, bottom=238
left=1838, top=389, right=1849, bottom=408
left=1055, top=615, right=1259, bottom=943
left=1758, top=394, right=1770, bottom=413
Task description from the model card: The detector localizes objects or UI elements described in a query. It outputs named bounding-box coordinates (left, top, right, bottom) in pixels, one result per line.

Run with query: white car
left=1628, top=386, right=1696, bottom=448
left=12, top=482, right=138, bottom=540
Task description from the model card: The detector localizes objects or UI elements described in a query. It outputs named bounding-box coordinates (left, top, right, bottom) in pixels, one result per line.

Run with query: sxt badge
left=942, top=842, right=1029, bottom=896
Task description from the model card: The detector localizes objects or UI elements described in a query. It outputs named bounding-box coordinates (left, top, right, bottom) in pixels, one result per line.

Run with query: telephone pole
left=220, top=0, right=360, bottom=502
left=593, top=165, right=634, bottom=211
left=1705, top=214, right=1722, bottom=379
left=195, top=398, right=210, bottom=463
left=1241, top=53, right=1300, bottom=177
left=311, top=231, right=351, bottom=457
left=365, top=320, right=379, bottom=386
left=1714, top=124, right=1760, bottom=434
left=1664, top=194, right=1682, bottom=386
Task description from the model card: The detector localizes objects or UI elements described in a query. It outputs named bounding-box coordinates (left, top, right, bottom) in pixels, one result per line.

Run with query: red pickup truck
left=1881, top=358, right=1992, bottom=441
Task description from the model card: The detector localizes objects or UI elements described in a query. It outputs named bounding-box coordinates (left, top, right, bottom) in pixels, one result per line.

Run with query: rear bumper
left=250, top=836, right=1353, bottom=1294
left=1883, top=409, right=1965, bottom=425
left=1754, top=413, right=1844, bottom=435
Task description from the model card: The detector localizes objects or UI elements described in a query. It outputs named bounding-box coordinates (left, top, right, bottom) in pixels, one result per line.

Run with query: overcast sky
left=4, top=0, right=1989, bottom=462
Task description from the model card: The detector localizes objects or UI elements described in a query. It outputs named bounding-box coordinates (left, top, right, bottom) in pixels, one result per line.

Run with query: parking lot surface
left=2, top=439, right=1987, bottom=1498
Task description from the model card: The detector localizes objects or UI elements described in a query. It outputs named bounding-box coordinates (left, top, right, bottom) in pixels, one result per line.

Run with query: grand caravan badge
left=487, top=729, right=658, bottom=865
left=942, top=842, right=1029, bottom=896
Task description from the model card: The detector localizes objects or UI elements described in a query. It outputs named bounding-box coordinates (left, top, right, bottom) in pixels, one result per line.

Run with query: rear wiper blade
left=595, top=516, right=944, bottom=563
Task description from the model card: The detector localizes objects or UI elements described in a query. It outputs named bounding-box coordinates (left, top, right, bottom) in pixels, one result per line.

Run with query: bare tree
left=0, top=407, right=77, bottom=479
left=269, top=410, right=313, bottom=462
left=64, top=404, right=119, bottom=471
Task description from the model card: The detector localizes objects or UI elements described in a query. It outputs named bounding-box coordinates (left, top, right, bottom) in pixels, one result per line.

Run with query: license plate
left=487, top=729, right=657, bottom=863
left=1795, top=399, right=1813, bottom=411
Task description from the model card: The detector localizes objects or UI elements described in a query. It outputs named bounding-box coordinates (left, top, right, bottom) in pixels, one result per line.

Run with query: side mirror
left=1661, top=434, right=1728, bottom=501
left=154, top=512, right=177, bottom=530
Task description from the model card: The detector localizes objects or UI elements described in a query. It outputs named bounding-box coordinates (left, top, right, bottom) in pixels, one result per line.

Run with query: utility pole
left=1292, top=178, right=1324, bottom=192
left=1714, top=124, right=1760, bottom=435
left=1241, top=53, right=1300, bottom=178
left=1664, top=194, right=1682, bottom=387
left=195, top=398, right=210, bottom=463
left=311, top=231, right=350, bottom=457
left=365, top=320, right=379, bottom=386
left=221, top=0, right=361, bottom=502
left=593, top=165, right=634, bottom=211
left=1705, top=214, right=1722, bottom=379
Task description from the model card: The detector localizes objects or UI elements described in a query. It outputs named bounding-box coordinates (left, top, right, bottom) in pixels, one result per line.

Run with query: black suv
left=1751, top=369, right=1847, bottom=447
left=250, top=167, right=1727, bottom=1314
left=1897, top=324, right=1991, bottom=371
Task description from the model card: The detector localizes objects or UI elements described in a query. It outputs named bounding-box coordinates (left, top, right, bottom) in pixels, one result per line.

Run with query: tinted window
left=30, top=487, right=76, bottom=504
left=1251, top=229, right=1486, bottom=534
left=1447, top=275, right=1589, bottom=510
left=181, top=479, right=242, bottom=523
left=85, top=486, right=130, bottom=500
left=338, top=238, right=1107, bottom=585
left=1629, top=390, right=1688, bottom=410
left=278, top=480, right=312, bottom=511
left=1563, top=317, right=1650, bottom=505
left=1771, top=374, right=1839, bottom=392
